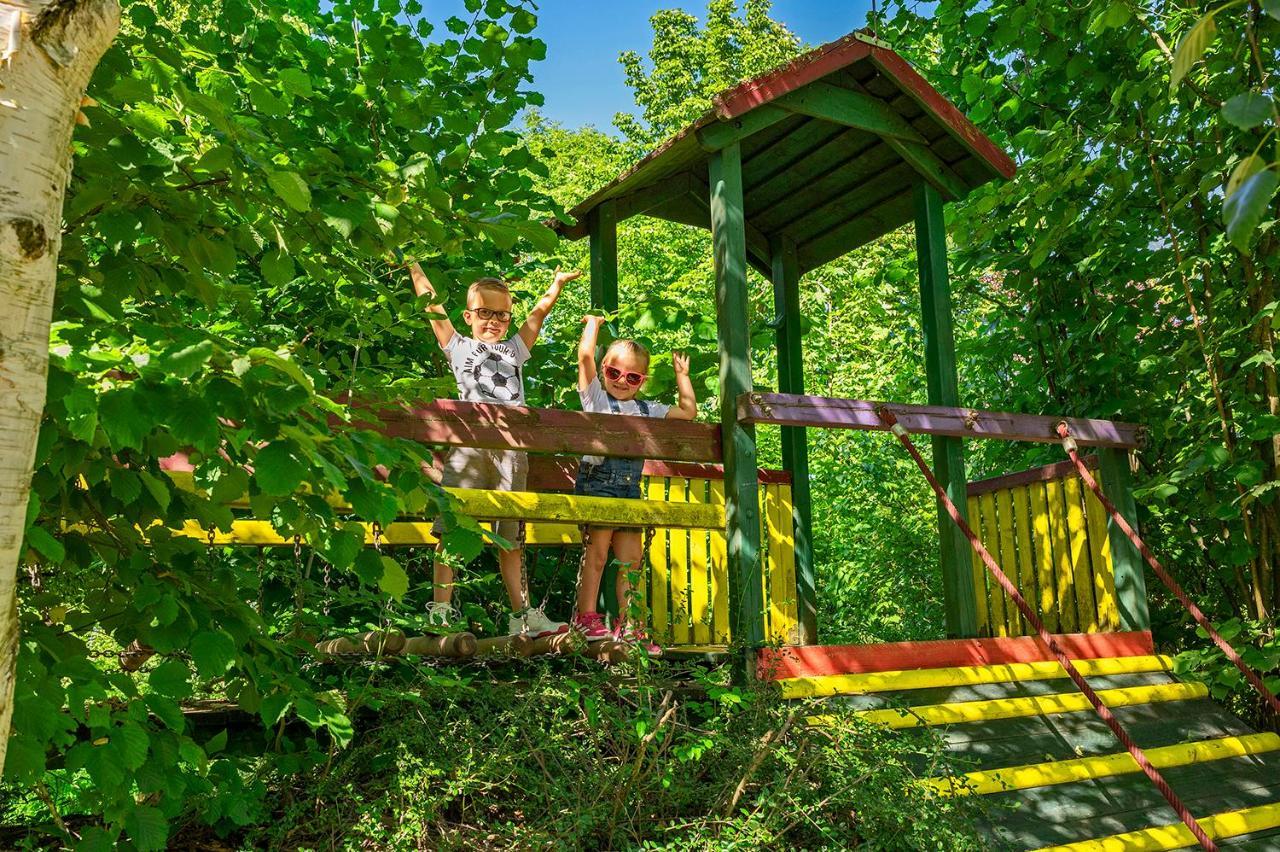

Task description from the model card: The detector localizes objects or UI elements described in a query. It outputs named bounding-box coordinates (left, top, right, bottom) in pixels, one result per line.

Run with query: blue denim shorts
left=574, top=458, right=644, bottom=500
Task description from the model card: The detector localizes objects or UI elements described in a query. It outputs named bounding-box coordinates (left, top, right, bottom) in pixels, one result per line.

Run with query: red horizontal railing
left=736, top=393, right=1142, bottom=450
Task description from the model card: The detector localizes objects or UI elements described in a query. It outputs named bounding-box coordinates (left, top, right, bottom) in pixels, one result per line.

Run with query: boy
left=572, top=315, right=698, bottom=654
left=408, top=262, right=581, bottom=638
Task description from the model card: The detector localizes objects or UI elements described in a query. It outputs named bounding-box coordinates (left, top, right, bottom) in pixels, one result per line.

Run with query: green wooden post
left=914, top=182, right=979, bottom=638
left=588, top=199, right=620, bottom=617
left=588, top=199, right=619, bottom=312
left=1098, top=448, right=1150, bottom=631
left=770, top=236, right=816, bottom=644
left=709, top=142, right=765, bottom=648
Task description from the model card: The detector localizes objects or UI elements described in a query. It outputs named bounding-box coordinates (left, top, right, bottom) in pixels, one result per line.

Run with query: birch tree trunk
left=0, top=0, right=119, bottom=775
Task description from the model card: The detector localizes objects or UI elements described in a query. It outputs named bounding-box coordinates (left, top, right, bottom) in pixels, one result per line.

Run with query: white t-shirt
left=579, top=376, right=670, bottom=465
left=443, top=333, right=531, bottom=405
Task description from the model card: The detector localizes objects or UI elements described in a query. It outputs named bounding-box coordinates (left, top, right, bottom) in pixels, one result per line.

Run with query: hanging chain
left=518, top=521, right=530, bottom=632
left=28, top=564, right=41, bottom=591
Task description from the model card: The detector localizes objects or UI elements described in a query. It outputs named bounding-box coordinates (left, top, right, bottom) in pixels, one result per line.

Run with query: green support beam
left=1098, top=448, right=1150, bottom=631
left=770, top=236, right=817, bottom=644
left=915, top=182, right=978, bottom=638
left=696, top=105, right=792, bottom=151
left=588, top=199, right=619, bottom=312
left=709, top=141, right=765, bottom=649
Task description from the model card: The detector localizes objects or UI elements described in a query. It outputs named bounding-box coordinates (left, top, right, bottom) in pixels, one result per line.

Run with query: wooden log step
left=777, top=655, right=1174, bottom=698
left=314, top=631, right=408, bottom=656
left=814, top=682, right=1207, bottom=729
left=402, top=633, right=477, bottom=658
left=1029, top=801, right=1280, bottom=851
left=474, top=631, right=584, bottom=658
left=925, top=733, right=1280, bottom=797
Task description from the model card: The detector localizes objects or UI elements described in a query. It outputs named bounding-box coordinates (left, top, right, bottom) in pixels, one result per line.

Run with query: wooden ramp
left=760, top=633, right=1280, bottom=850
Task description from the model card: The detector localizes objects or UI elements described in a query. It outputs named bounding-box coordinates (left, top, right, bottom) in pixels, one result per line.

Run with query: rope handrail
left=877, top=405, right=1217, bottom=851
left=1056, top=423, right=1280, bottom=716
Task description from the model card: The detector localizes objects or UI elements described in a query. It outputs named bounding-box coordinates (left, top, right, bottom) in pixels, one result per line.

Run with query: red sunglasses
left=603, top=365, right=646, bottom=387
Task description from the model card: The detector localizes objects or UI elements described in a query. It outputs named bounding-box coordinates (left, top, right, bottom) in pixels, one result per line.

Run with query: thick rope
left=877, top=406, right=1216, bottom=851
left=1056, top=424, right=1280, bottom=716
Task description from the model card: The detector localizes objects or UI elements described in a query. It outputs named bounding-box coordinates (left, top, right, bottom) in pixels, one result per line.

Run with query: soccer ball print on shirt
left=465, top=343, right=524, bottom=402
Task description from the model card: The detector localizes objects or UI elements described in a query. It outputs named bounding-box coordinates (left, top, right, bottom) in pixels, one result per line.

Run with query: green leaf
left=137, top=470, right=172, bottom=513
left=278, top=68, right=314, bottom=97
left=115, top=721, right=151, bottom=770
left=148, top=659, right=192, bottom=699
left=25, top=525, right=65, bottom=562
left=145, top=694, right=186, bottom=731
left=259, top=691, right=291, bottom=726
left=189, top=630, right=238, bottom=678
left=253, top=441, right=308, bottom=496
left=124, top=805, right=170, bottom=852
left=1226, top=154, right=1266, bottom=198
left=510, top=8, right=536, bottom=33
left=99, top=388, right=152, bottom=450
left=1224, top=168, right=1278, bottom=250
left=1170, top=14, right=1216, bottom=92
left=1264, top=0, right=1280, bottom=20
left=2, top=736, right=46, bottom=783
left=159, top=340, right=215, bottom=379
left=204, top=728, right=229, bottom=755
left=260, top=249, right=296, bottom=286
left=63, top=384, right=99, bottom=443
left=267, top=171, right=312, bottom=212
left=378, top=556, right=410, bottom=599
left=1221, top=93, right=1273, bottom=130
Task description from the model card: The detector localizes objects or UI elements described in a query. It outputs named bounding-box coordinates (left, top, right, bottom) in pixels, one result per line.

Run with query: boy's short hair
left=467, top=277, right=510, bottom=306
left=603, top=339, right=651, bottom=370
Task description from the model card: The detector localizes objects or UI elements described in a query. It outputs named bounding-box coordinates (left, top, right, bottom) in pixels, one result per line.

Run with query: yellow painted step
left=1031, top=801, right=1280, bottom=851
left=825, top=682, right=1209, bottom=730
left=778, top=655, right=1175, bottom=699
left=925, top=732, right=1280, bottom=797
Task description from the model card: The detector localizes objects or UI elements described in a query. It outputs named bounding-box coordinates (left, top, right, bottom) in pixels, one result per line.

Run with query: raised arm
left=518, top=268, right=581, bottom=351
left=666, top=351, right=698, bottom=420
left=578, top=314, right=604, bottom=393
left=407, top=262, right=456, bottom=349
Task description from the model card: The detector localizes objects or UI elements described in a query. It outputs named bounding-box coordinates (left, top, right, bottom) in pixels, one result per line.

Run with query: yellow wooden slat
left=995, top=487, right=1023, bottom=636
left=646, top=477, right=670, bottom=643
left=708, top=480, right=730, bottom=643
left=174, top=519, right=583, bottom=547
left=778, top=655, right=1175, bottom=698
left=925, top=733, right=1280, bottom=797
left=1012, top=485, right=1039, bottom=632
left=967, top=496, right=990, bottom=636
left=687, top=479, right=712, bottom=645
left=1029, top=482, right=1059, bottom=633
left=758, top=482, right=772, bottom=640
left=978, top=493, right=1008, bottom=637
left=764, top=484, right=797, bottom=644
left=777, top=483, right=800, bottom=641
left=635, top=475, right=649, bottom=619
left=667, top=478, right=691, bottom=645
left=1085, top=485, right=1120, bottom=631
left=1046, top=478, right=1078, bottom=632
left=1064, top=477, right=1098, bottom=632
left=1031, top=801, right=1280, bottom=852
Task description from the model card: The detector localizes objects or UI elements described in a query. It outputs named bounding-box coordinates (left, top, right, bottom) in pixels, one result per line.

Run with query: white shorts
left=433, top=447, right=528, bottom=545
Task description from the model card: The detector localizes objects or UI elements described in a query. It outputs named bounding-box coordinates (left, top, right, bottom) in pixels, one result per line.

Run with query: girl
left=573, top=315, right=698, bottom=654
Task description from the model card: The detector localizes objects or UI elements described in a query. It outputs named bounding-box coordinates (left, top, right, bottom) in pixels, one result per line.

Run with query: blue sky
left=423, top=1, right=876, bottom=131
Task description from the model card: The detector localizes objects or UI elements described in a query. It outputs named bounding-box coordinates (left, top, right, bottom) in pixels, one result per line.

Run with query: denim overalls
left=574, top=396, right=650, bottom=500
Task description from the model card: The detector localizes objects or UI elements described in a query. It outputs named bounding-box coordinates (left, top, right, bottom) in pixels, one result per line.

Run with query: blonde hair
left=466, top=277, right=510, bottom=306
left=603, top=339, right=650, bottom=370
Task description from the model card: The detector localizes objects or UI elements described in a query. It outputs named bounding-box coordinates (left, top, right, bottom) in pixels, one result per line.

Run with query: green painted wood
left=588, top=198, right=619, bottom=312
left=883, top=137, right=969, bottom=201
left=709, top=141, right=765, bottom=648
left=745, top=126, right=869, bottom=210
left=915, top=182, right=978, bottom=638
left=752, top=142, right=901, bottom=233
left=778, top=161, right=919, bottom=241
left=796, top=185, right=916, bottom=273
left=683, top=181, right=774, bottom=279
left=611, top=173, right=696, bottom=223
left=1098, top=447, right=1150, bottom=631
left=770, top=236, right=816, bottom=644
left=696, top=105, right=793, bottom=151
left=775, top=81, right=927, bottom=143
left=742, top=118, right=848, bottom=188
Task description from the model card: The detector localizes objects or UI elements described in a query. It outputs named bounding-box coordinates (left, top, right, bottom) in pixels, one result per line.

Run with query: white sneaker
left=509, top=606, right=569, bottom=639
left=427, top=602, right=460, bottom=628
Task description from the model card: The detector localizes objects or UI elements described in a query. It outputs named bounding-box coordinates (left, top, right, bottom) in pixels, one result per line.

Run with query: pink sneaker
left=613, top=623, right=663, bottom=657
left=572, top=611, right=611, bottom=642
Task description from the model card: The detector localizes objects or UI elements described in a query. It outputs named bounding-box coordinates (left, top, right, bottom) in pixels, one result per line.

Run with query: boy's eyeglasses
left=468, top=307, right=512, bottom=322
left=603, top=365, right=646, bottom=387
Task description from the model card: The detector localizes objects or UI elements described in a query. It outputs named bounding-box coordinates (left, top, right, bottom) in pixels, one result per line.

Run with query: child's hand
left=582, top=314, right=606, bottom=326
left=554, top=268, right=583, bottom=287
left=673, top=351, right=690, bottom=375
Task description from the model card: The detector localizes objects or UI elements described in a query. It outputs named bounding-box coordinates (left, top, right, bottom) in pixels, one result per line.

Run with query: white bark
left=0, top=0, right=119, bottom=775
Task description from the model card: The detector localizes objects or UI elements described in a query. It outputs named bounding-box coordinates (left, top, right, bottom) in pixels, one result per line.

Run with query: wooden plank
left=796, top=185, right=917, bottom=272
left=612, top=172, right=698, bottom=223
left=695, top=104, right=792, bottom=151
left=764, top=484, right=794, bottom=642
left=968, top=456, right=1100, bottom=496
left=752, top=137, right=898, bottom=233
left=770, top=236, right=816, bottom=643
left=978, top=493, right=1008, bottom=637
left=371, top=400, right=722, bottom=463
left=757, top=631, right=1157, bottom=680
left=967, top=496, right=991, bottom=636
left=1030, top=482, right=1061, bottom=633
left=688, top=478, right=712, bottom=645
left=1064, top=477, right=1099, bottom=632
left=668, top=477, right=691, bottom=645
left=1098, top=448, right=1150, bottom=631
left=916, top=181, right=976, bottom=638
left=588, top=199, right=619, bottom=311
left=1047, top=478, right=1078, bottom=632
left=775, top=80, right=927, bottom=142
left=777, top=161, right=920, bottom=242
left=995, top=488, right=1023, bottom=636
left=776, top=483, right=800, bottom=641
left=1013, top=485, right=1039, bottom=635
left=709, top=141, right=765, bottom=648
left=759, top=481, right=772, bottom=640
left=708, top=480, right=730, bottom=643
left=735, top=393, right=1143, bottom=449
left=745, top=125, right=873, bottom=212
left=686, top=173, right=774, bottom=278
left=646, top=477, right=671, bottom=642
left=1086, top=485, right=1121, bottom=631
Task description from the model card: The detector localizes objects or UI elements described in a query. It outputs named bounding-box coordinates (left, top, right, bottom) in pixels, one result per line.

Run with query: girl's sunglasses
left=468, top=307, right=512, bottom=322
left=603, top=365, right=646, bottom=387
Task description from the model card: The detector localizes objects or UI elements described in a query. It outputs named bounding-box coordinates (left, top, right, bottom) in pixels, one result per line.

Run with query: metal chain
left=518, top=521, right=530, bottom=633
